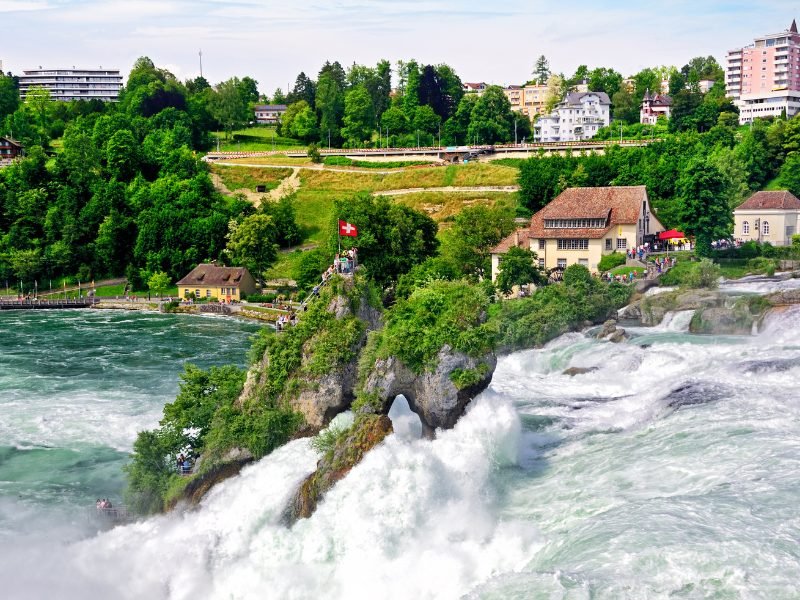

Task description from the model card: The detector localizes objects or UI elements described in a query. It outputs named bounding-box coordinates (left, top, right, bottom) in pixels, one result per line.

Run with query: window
left=538, top=258, right=545, bottom=269
left=557, top=258, right=567, bottom=269
left=605, top=238, right=612, bottom=250
left=206, top=289, right=212, bottom=298
left=616, top=238, right=627, bottom=250
left=538, top=239, right=545, bottom=250
left=742, top=221, right=750, bottom=234
left=578, top=258, right=589, bottom=266
left=557, top=239, right=589, bottom=250
left=763, top=221, right=770, bottom=235
left=195, top=289, right=200, bottom=297
left=544, top=218, right=606, bottom=229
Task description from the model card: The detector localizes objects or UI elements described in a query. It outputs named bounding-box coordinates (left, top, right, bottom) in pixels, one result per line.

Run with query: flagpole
left=338, top=219, right=341, bottom=255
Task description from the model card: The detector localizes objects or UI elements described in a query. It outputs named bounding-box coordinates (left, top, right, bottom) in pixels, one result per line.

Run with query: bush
left=563, top=264, right=592, bottom=287
left=246, top=293, right=277, bottom=303
left=307, top=143, right=322, bottom=163
left=597, top=252, right=627, bottom=272
left=661, top=258, right=720, bottom=288
left=748, top=256, right=777, bottom=277
left=324, top=156, right=352, bottom=166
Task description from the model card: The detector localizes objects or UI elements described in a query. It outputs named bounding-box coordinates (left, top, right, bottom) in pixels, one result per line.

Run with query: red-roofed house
left=491, top=186, right=665, bottom=280
left=177, top=264, right=256, bottom=301
left=734, top=190, right=800, bottom=246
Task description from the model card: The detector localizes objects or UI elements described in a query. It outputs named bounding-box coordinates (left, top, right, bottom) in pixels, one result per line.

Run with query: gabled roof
left=0, top=136, right=22, bottom=147
left=492, top=186, right=650, bottom=249
left=254, top=104, right=287, bottom=111
left=563, top=91, right=611, bottom=105
left=736, top=190, right=800, bottom=211
left=177, top=264, right=251, bottom=287
left=491, top=228, right=531, bottom=254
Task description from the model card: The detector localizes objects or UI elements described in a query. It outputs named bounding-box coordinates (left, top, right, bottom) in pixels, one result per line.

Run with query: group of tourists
left=322, top=248, right=358, bottom=283
left=176, top=453, right=193, bottom=475
left=276, top=312, right=299, bottom=331
left=652, top=256, right=677, bottom=274
left=95, top=498, right=113, bottom=510
left=626, top=245, right=652, bottom=262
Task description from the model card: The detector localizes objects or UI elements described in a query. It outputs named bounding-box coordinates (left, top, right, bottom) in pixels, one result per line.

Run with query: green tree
left=496, top=246, right=544, bottom=294
left=226, top=213, right=278, bottom=279
left=315, top=67, right=345, bottom=146
left=342, top=85, right=374, bottom=145
left=675, top=160, right=731, bottom=256
left=467, top=86, right=514, bottom=144
left=105, top=129, right=139, bottom=180
left=443, top=94, right=477, bottom=145
left=402, top=60, right=421, bottom=118
left=533, top=55, right=551, bottom=85
left=210, top=78, right=250, bottom=138
left=0, top=74, right=19, bottom=120
left=777, top=152, right=800, bottom=197
left=440, top=204, right=516, bottom=279
left=543, top=74, right=565, bottom=114
left=291, top=104, right=318, bottom=142
left=332, top=193, right=438, bottom=288
left=380, top=106, right=409, bottom=136
left=413, top=104, right=441, bottom=136
left=148, top=271, right=172, bottom=296
left=587, top=67, right=623, bottom=98
left=262, top=194, right=302, bottom=248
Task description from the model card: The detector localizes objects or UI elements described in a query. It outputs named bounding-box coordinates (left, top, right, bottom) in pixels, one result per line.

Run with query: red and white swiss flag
left=338, top=220, right=358, bottom=237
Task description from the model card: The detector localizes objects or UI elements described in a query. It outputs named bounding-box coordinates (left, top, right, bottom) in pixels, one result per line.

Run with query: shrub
left=748, top=256, right=777, bottom=277
left=662, top=258, right=721, bottom=288
left=597, top=252, right=627, bottom=272
left=563, top=264, right=592, bottom=287
left=449, top=363, right=490, bottom=390
left=324, top=156, right=352, bottom=166
left=246, top=293, right=278, bottom=303
left=307, top=143, right=322, bottom=163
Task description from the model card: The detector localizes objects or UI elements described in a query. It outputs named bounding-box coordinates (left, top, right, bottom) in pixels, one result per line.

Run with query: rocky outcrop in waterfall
left=283, top=415, right=393, bottom=525
left=358, top=347, right=496, bottom=438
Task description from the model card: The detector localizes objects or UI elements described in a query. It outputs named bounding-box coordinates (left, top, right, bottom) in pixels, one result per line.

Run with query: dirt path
left=374, top=185, right=520, bottom=196
left=211, top=169, right=301, bottom=206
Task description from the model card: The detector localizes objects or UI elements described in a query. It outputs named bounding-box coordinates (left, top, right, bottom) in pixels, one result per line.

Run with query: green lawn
left=212, top=127, right=305, bottom=152
left=212, top=165, right=293, bottom=193
left=609, top=266, right=646, bottom=278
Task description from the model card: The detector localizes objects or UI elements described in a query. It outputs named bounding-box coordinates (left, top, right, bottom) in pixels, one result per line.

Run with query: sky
left=1, top=0, right=798, bottom=94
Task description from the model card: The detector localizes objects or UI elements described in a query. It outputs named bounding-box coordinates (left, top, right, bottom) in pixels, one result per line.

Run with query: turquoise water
left=0, top=310, right=260, bottom=524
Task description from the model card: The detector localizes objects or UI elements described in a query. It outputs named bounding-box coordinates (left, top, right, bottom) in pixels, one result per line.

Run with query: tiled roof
left=563, top=91, right=611, bottom=105
left=254, top=105, right=287, bottom=111
left=177, top=264, right=250, bottom=287
left=736, top=190, right=800, bottom=211
left=492, top=228, right=531, bottom=253
left=492, top=186, right=650, bottom=249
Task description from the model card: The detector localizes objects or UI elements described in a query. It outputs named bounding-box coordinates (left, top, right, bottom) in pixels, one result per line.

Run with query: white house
left=535, top=92, right=611, bottom=142
left=640, top=91, right=672, bottom=124
left=734, top=190, right=800, bottom=246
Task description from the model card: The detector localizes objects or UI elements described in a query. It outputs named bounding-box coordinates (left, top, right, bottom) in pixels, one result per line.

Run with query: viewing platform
left=0, top=298, right=97, bottom=310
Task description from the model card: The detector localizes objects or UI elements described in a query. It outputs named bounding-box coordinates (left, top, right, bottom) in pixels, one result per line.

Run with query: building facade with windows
left=535, top=92, right=611, bottom=142
left=18, top=68, right=122, bottom=102
left=491, top=186, right=665, bottom=280
left=462, top=82, right=487, bottom=95
left=0, top=137, right=23, bottom=166
left=177, top=264, right=257, bottom=302
left=503, top=83, right=549, bottom=121
left=254, top=104, right=287, bottom=125
left=640, top=91, right=672, bottom=124
left=726, top=20, right=800, bottom=123
left=734, top=190, right=800, bottom=246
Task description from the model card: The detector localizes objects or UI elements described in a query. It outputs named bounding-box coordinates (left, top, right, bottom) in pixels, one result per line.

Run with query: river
left=1, top=284, right=799, bottom=599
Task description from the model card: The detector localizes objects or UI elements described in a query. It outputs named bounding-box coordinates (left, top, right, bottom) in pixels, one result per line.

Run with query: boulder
left=360, top=345, right=497, bottom=439
left=608, top=328, right=628, bottom=343
left=689, top=307, right=753, bottom=335
left=596, top=319, right=618, bottom=339
left=563, top=366, right=599, bottom=377
left=767, top=288, right=800, bottom=306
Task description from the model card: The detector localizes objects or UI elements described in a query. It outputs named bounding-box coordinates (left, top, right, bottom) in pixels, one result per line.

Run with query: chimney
left=514, top=230, right=520, bottom=246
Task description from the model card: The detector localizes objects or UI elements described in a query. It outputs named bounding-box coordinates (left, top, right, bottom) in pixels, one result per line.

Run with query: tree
left=496, top=246, right=544, bottom=294
left=210, top=78, right=250, bottom=138
left=262, top=194, right=302, bottom=248
left=611, top=89, right=638, bottom=123
left=288, top=72, right=316, bottom=107
left=418, top=65, right=447, bottom=119
left=413, top=105, right=440, bottom=136
left=341, top=85, right=374, bottom=145
left=226, top=213, right=278, bottom=279
left=675, top=160, right=731, bottom=256
left=587, top=67, right=623, bottom=98
left=777, top=152, right=800, bottom=197
left=105, top=129, right=139, bottom=180
left=403, top=60, right=421, bottom=118
left=533, top=55, right=551, bottom=85
left=237, top=76, right=260, bottom=104
left=332, top=193, right=438, bottom=288
left=443, top=94, right=477, bottom=145
left=467, top=86, right=514, bottom=144
left=0, top=74, right=19, bottom=120
left=543, top=74, right=565, bottom=114
left=440, top=204, right=516, bottom=279
left=291, top=104, right=318, bottom=142
left=316, top=66, right=345, bottom=146
left=148, top=271, right=172, bottom=296
left=434, top=64, right=464, bottom=120
left=271, top=87, right=287, bottom=104
left=380, top=106, right=409, bottom=136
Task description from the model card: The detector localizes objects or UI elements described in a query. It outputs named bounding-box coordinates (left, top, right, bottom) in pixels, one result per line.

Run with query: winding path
left=374, top=185, right=519, bottom=196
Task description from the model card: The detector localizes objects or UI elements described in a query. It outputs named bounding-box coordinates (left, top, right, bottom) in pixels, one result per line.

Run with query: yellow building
left=733, top=190, right=800, bottom=246
left=491, top=186, right=665, bottom=280
left=177, top=264, right=257, bottom=301
left=503, top=83, right=549, bottom=121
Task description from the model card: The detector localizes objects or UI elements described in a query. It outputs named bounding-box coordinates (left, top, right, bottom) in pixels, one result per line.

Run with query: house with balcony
left=463, top=82, right=487, bottom=95
left=734, top=190, right=800, bottom=246
left=254, top=105, right=287, bottom=125
left=640, top=90, right=673, bottom=124
left=503, top=83, right=549, bottom=121
left=0, top=137, right=22, bottom=166
left=535, top=92, right=611, bottom=142
left=491, top=186, right=665, bottom=280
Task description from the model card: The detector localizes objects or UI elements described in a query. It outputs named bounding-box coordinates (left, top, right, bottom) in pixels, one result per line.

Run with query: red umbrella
left=658, top=229, right=685, bottom=240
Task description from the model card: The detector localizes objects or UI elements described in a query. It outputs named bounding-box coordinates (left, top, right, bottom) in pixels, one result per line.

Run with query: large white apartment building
left=726, top=20, right=800, bottom=123
left=18, top=68, right=123, bottom=102
left=535, top=92, right=611, bottom=142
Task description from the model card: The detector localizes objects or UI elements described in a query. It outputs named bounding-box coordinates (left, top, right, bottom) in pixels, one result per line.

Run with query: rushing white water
left=4, top=301, right=800, bottom=598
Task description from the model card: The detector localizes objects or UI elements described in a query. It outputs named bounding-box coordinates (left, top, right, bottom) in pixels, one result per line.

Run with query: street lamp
left=754, top=218, right=761, bottom=243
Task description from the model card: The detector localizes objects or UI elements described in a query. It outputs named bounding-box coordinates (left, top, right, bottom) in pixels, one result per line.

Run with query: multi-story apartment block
left=535, top=92, right=611, bottom=142
left=503, top=84, right=549, bottom=121
left=18, top=68, right=122, bottom=102
left=726, top=20, right=800, bottom=123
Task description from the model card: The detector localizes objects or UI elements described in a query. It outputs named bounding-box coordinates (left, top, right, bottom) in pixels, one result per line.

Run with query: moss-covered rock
left=283, top=415, right=393, bottom=524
